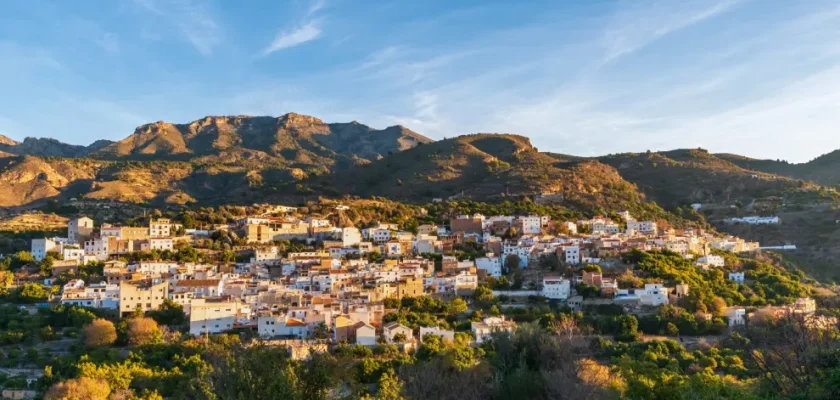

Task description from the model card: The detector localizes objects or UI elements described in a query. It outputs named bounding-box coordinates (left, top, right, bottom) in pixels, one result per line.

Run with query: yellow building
left=397, top=277, right=424, bottom=299
left=119, top=280, right=169, bottom=316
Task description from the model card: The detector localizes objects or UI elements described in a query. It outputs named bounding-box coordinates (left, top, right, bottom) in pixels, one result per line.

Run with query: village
left=18, top=203, right=816, bottom=353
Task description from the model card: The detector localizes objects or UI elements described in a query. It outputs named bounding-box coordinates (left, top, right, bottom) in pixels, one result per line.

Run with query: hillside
left=595, top=149, right=839, bottom=210
left=718, top=150, right=840, bottom=187
left=318, top=134, right=650, bottom=211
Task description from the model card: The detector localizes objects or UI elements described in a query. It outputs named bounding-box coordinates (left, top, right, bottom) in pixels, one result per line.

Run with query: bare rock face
left=92, top=113, right=432, bottom=163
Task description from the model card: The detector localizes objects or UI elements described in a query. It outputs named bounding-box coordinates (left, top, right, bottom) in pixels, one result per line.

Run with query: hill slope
left=595, top=149, right=839, bottom=210
left=718, top=150, right=840, bottom=187
left=318, top=134, right=651, bottom=212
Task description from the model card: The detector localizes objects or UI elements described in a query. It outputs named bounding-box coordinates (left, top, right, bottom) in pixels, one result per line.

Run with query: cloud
left=262, top=23, right=322, bottom=55
left=134, top=0, right=221, bottom=56
left=601, top=0, right=743, bottom=64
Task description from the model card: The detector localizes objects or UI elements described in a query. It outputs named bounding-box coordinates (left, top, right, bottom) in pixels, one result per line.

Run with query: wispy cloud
left=261, top=0, right=326, bottom=56
left=600, top=0, right=743, bottom=64
left=262, top=23, right=322, bottom=55
left=134, top=0, right=221, bottom=56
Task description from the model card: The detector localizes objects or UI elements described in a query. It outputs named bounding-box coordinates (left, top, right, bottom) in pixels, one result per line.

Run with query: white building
left=542, top=276, right=571, bottom=300
left=729, top=216, right=781, bottom=225
left=728, top=272, right=745, bottom=284
left=475, top=255, right=502, bottom=277
left=146, top=238, right=174, bottom=252
left=617, top=283, right=670, bottom=306
left=68, top=217, right=94, bottom=244
left=725, top=307, right=746, bottom=326
left=149, top=218, right=174, bottom=238
left=340, top=227, right=362, bottom=247
left=626, top=221, right=657, bottom=235
left=84, top=238, right=109, bottom=261
left=419, top=326, right=455, bottom=343
left=370, top=228, right=391, bottom=244
left=518, top=216, right=542, bottom=235
left=355, top=323, right=377, bottom=346
left=190, top=298, right=249, bottom=336
left=564, top=246, right=580, bottom=265
left=258, top=314, right=308, bottom=339
left=696, top=255, right=725, bottom=268
left=251, top=247, right=281, bottom=265
left=592, top=222, right=620, bottom=235
left=60, top=280, right=119, bottom=309
left=62, top=247, right=85, bottom=263
left=31, top=238, right=59, bottom=261
left=472, top=317, right=516, bottom=344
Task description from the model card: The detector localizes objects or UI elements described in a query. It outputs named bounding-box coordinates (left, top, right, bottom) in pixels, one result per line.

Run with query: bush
left=83, top=319, right=117, bottom=348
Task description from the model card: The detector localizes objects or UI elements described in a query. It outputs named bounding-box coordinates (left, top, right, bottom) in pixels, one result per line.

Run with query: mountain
left=718, top=151, right=840, bottom=187
left=319, top=134, right=652, bottom=212
left=93, top=113, right=432, bottom=167
left=595, top=148, right=838, bottom=210
left=0, top=135, right=114, bottom=158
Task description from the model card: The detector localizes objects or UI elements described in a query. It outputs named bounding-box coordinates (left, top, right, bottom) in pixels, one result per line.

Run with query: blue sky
left=1, top=0, right=839, bottom=162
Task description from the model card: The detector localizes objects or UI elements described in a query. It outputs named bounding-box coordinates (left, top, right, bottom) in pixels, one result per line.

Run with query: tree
left=445, top=298, right=468, bottom=316
left=710, top=296, right=728, bottom=316
left=45, top=377, right=111, bottom=400
left=375, top=370, right=406, bottom=400
left=505, top=254, right=522, bottom=273
left=616, top=270, right=643, bottom=289
left=177, top=246, right=199, bottom=263
left=16, top=283, right=50, bottom=303
left=392, top=332, right=408, bottom=344
left=666, top=322, right=679, bottom=337
left=582, top=264, right=602, bottom=273
left=83, top=318, right=117, bottom=348
left=126, top=317, right=162, bottom=345
left=147, top=299, right=187, bottom=326
left=219, top=250, right=236, bottom=264
left=616, top=315, right=639, bottom=342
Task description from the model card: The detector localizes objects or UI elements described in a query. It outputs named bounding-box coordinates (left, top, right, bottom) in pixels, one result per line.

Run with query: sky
left=1, top=0, right=840, bottom=163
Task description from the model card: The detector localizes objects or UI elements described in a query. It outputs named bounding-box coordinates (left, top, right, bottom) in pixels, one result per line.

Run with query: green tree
left=445, top=298, right=468, bottom=316
left=582, top=264, right=602, bottom=273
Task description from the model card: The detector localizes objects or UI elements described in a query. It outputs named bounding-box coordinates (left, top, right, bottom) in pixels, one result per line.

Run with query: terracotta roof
left=285, top=318, right=306, bottom=327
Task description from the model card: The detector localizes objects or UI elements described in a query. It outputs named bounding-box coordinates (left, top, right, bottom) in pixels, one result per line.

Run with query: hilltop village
left=18, top=201, right=816, bottom=349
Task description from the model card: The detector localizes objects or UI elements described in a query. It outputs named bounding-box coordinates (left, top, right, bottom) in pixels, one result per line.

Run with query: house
left=472, top=316, right=516, bottom=344
left=696, top=255, right=725, bottom=268
left=564, top=246, right=580, bottom=265
left=398, top=277, right=424, bottom=298
left=382, top=322, right=413, bottom=343
left=258, top=314, right=309, bottom=339
left=728, top=272, right=745, bottom=284
left=355, top=322, right=377, bottom=346
left=475, top=255, right=502, bottom=277
left=419, top=326, right=455, bottom=343
left=31, top=238, right=59, bottom=261
left=617, top=283, right=669, bottom=306
left=190, top=298, right=249, bottom=336
left=149, top=218, right=175, bottom=238
left=119, top=279, right=169, bottom=316
left=725, top=307, right=746, bottom=326
left=517, top=215, right=542, bottom=235
left=561, top=221, right=578, bottom=234
left=591, top=222, right=619, bottom=235
left=626, top=220, right=658, bottom=236
left=542, top=276, right=571, bottom=300
left=341, top=227, right=362, bottom=247
left=68, top=217, right=94, bottom=244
